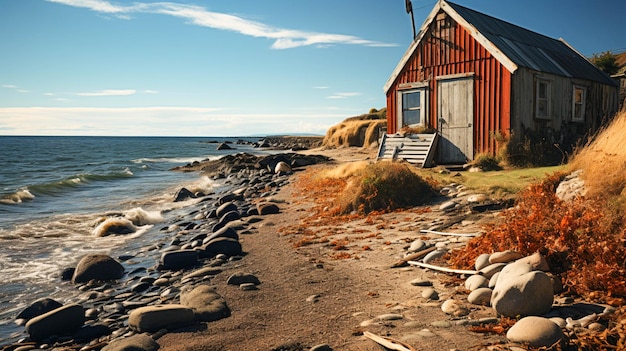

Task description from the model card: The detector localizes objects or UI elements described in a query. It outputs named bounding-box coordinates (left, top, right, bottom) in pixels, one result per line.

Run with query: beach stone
left=72, top=254, right=125, bottom=284
left=216, top=142, right=232, bottom=150
left=478, top=262, right=507, bottom=279
left=421, top=287, right=439, bottom=300
left=160, top=250, right=198, bottom=270
left=274, top=161, right=292, bottom=174
left=174, top=187, right=196, bottom=202
left=489, top=250, right=523, bottom=264
left=491, top=263, right=554, bottom=317
left=408, top=239, right=427, bottom=252
left=474, top=253, right=491, bottom=270
left=506, top=316, right=565, bottom=347
left=257, top=202, right=280, bottom=215
left=516, top=252, right=550, bottom=271
left=16, top=298, right=63, bottom=322
left=376, top=313, right=403, bottom=321
left=488, top=271, right=500, bottom=288
left=468, top=288, right=492, bottom=306
left=216, top=202, right=238, bottom=218
left=423, top=249, right=446, bottom=264
left=25, top=303, right=85, bottom=341
left=73, top=323, right=112, bottom=342
left=101, top=332, right=159, bottom=351
left=240, top=283, right=258, bottom=291
left=410, top=278, right=432, bottom=287
left=439, top=200, right=457, bottom=211
left=180, top=285, right=230, bottom=322
left=219, top=210, right=241, bottom=226
left=441, top=299, right=469, bottom=317
left=227, top=272, right=261, bottom=286
left=129, top=304, right=194, bottom=332
left=205, top=225, right=239, bottom=241
left=310, top=344, right=333, bottom=351
left=200, top=237, right=243, bottom=258
left=182, top=267, right=222, bottom=281
left=465, top=275, right=489, bottom=291
left=466, top=194, right=487, bottom=203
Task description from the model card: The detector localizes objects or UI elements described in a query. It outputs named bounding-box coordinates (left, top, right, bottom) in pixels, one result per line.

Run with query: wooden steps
left=377, top=133, right=438, bottom=168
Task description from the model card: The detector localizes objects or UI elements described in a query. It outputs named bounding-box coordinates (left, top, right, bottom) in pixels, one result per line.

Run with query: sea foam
left=0, top=189, right=35, bottom=204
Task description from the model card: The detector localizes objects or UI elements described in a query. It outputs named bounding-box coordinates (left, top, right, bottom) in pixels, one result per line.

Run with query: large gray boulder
left=200, top=237, right=242, bottom=259
left=491, top=260, right=554, bottom=317
left=128, top=304, right=194, bottom=332
left=72, top=254, right=124, bottom=284
left=25, top=304, right=85, bottom=341
left=180, top=285, right=230, bottom=322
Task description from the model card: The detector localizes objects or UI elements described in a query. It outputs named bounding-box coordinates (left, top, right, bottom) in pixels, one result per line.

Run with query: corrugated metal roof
left=446, top=1, right=617, bottom=86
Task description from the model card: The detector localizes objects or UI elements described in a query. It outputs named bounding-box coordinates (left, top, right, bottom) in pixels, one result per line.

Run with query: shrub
left=471, top=153, right=502, bottom=171
left=337, top=161, right=438, bottom=214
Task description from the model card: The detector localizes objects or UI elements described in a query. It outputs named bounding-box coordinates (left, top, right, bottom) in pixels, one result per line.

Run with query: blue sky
left=1, top=0, right=624, bottom=136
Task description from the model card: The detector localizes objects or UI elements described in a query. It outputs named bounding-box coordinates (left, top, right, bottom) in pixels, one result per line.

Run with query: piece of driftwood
left=420, top=229, right=480, bottom=237
left=407, top=261, right=478, bottom=275
left=390, top=246, right=437, bottom=268
left=363, top=331, right=416, bottom=351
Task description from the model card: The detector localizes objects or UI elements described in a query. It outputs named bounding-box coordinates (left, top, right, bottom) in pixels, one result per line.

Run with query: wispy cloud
left=0, top=106, right=346, bottom=136
left=75, top=89, right=137, bottom=96
left=46, top=0, right=396, bottom=49
left=327, top=92, right=362, bottom=99
left=3, top=84, right=30, bottom=93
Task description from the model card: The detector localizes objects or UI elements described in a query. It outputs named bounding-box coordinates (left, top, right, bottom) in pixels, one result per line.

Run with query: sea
left=0, top=135, right=269, bottom=344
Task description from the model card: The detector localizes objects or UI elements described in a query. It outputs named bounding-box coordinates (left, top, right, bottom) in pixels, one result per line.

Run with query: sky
left=0, top=0, right=624, bottom=137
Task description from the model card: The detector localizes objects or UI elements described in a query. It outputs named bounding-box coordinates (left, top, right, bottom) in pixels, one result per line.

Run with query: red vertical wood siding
left=387, top=12, right=512, bottom=157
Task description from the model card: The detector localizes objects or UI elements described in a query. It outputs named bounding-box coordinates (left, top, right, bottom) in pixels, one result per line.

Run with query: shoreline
left=3, top=142, right=614, bottom=350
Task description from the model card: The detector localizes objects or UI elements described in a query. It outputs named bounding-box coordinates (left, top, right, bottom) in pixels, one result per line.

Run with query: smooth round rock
left=465, top=274, right=489, bottom=291
left=474, top=253, right=492, bottom=270
left=129, top=304, right=194, bottom=332
left=492, top=269, right=554, bottom=317
left=226, top=272, right=261, bottom=286
left=25, top=304, right=85, bottom=341
left=506, top=316, right=565, bottom=347
left=408, top=239, right=427, bottom=252
left=72, top=254, right=124, bottom=284
left=179, top=285, right=230, bottom=322
left=489, top=250, right=523, bottom=264
left=101, top=333, right=159, bottom=351
left=441, top=299, right=469, bottom=317
left=467, top=287, right=492, bottom=306
left=421, top=287, right=439, bottom=300
left=479, top=262, right=507, bottom=279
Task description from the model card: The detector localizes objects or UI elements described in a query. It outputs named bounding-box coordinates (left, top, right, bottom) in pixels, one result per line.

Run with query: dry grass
left=569, top=110, right=626, bottom=200
left=322, top=119, right=386, bottom=148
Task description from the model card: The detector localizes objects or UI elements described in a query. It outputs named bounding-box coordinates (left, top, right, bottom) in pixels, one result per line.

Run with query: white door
left=437, top=76, right=474, bottom=163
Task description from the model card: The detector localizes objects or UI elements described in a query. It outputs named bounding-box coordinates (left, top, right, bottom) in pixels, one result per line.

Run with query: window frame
left=572, top=85, right=586, bottom=122
left=397, top=87, right=428, bottom=129
left=535, top=78, right=552, bottom=120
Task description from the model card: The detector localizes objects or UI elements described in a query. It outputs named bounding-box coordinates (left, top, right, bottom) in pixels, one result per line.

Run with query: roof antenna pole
left=405, top=0, right=417, bottom=40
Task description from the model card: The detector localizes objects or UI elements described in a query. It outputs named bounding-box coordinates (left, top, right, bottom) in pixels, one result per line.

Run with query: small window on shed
left=572, top=86, right=586, bottom=122
left=535, top=79, right=551, bottom=119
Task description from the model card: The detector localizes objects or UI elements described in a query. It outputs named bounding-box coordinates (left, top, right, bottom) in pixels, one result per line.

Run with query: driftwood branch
left=420, top=229, right=480, bottom=237
left=390, top=246, right=436, bottom=268
left=363, top=331, right=416, bottom=351
left=407, top=261, right=478, bottom=275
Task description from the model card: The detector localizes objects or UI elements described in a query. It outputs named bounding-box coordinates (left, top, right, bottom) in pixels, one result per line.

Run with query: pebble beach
left=1, top=142, right=618, bottom=351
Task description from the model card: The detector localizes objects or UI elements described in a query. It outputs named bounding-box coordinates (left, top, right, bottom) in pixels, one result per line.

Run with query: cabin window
left=399, top=88, right=427, bottom=128
left=572, top=86, right=586, bottom=122
left=535, top=79, right=551, bottom=119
